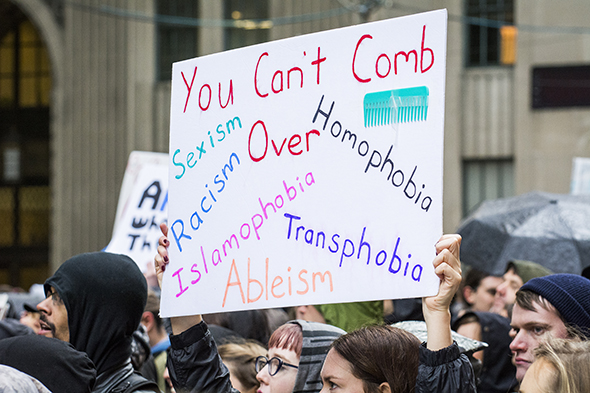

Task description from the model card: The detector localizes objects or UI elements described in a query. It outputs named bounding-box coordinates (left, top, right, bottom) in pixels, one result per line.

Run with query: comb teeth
left=363, top=86, right=429, bottom=127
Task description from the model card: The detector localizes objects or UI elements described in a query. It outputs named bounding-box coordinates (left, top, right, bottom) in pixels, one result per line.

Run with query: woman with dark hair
left=317, top=234, right=476, bottom=393
left=322, top=325, right=421, bottom=393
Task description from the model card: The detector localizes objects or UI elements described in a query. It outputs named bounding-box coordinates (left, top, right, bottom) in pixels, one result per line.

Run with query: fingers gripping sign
left=155, top=222, right=171, bottom=290
left=428, top=234, right=462, bottom=312
left=423, top=234, right=462, bottom=351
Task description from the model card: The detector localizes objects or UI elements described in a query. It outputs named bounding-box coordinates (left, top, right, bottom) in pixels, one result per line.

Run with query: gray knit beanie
left=291, top=320, right=345, bottom=393
left=520, top=274, right=590, bottom=337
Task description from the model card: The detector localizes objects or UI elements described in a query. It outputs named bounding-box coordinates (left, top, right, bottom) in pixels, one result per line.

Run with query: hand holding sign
left=423, top=233, right=462, bottom=351
left=155, top=222, right=170, bottom=287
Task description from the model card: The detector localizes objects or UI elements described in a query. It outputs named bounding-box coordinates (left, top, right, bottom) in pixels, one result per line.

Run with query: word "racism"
left=170, top=152, right=241, bottom=252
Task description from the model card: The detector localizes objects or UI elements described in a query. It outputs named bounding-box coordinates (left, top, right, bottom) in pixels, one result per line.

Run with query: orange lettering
left=248, top=258, right=263, bottom=303
left=313, top=271, right=333, bottom=292
left=297, top=269, right=309, bottom=295
left=222, top=259, right=245, bottom=307
left=271, top=276, right=284, bottom=298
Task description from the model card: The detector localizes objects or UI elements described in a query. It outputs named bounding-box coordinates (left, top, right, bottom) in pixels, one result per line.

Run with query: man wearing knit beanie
left=490, top=260, right=552, bottom=318
left=509, top=273, right=590, bottom=383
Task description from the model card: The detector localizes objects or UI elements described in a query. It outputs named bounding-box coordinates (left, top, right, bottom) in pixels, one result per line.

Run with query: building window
left=157, top=0, right=199, bottom=81
left=224, top=0, right=270, bottom=51
left=532, top=65, right=590, bottom=109
left=466, top=0, right=514, bottom=67
left=0, top=4, right=51, bottom=289
left=463, top=158, right=514, bottom=216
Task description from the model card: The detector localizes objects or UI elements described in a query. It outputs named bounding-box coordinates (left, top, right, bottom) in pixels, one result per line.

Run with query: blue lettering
left=173, top=149, right=186, bottom=180
left=284, top=213, right=301, bottom=239
left=329, top=234, right=340, bottom=253
left=170, top=219, right=192, bottom=252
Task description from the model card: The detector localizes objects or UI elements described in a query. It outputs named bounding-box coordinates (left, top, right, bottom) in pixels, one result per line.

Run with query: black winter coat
left=167, top=321, right=476, bottom=393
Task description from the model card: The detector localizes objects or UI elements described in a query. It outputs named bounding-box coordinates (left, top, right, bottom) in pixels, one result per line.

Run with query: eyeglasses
left=255, top=356, right=299, bottom=376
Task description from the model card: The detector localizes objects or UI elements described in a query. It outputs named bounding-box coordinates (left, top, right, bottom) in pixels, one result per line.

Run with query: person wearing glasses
left=155, top=226, right=475, bottom=393
left=254, top=320, right=345, bottom=393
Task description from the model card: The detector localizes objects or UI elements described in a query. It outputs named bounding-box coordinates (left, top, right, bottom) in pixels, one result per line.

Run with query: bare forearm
left=171, top=315, right=203, bottom=335
left=423, top=303, right=452, bottom=351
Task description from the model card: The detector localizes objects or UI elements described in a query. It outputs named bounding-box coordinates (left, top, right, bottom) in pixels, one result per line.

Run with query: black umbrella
left=457, top=191, right=590, bottom=275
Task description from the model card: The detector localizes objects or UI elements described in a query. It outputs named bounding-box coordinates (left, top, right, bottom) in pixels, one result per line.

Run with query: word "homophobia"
left=311, top=96, right=433, bottom=212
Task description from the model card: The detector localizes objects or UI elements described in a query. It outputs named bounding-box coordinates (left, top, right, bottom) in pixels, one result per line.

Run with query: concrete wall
left=514, top=0, right=590, bottom=195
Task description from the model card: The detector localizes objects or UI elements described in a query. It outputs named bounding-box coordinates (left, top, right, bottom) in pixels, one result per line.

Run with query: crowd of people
left=0, top=223, right=590, bottom=393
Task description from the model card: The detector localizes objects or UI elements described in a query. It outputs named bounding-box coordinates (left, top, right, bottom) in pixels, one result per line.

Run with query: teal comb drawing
left=363, top=86, right=429, bottom=127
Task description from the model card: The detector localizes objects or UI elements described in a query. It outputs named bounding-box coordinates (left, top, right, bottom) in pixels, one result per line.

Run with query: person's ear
left=295, top=306, right=308, bottom=319
left=463, top=286, right=475, bottom=305
left=378, top=382, right=391, bottom=393
left=141, top=311, right=154, bottom=330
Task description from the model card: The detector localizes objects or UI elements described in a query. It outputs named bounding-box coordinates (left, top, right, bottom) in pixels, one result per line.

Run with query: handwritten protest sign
left=161, top=10, right=448, bottom=317
left=105, top=151, right=168, bottom=272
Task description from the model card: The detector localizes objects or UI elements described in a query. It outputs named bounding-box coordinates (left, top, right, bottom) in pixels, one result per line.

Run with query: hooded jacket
left=0, top=334, right=96, bottom=393
left=44, top=252, right=158, bottom=393
left=291, top=320, right=345, bottom=393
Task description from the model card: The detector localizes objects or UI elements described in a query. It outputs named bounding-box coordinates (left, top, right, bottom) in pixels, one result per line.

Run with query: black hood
left=0, top=334, right=96, bottom=392
left=44, top=252, right=147, bottom=375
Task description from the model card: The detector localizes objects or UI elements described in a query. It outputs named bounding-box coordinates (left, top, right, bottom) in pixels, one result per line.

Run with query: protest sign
left=105, top=151, right=168, bottom=272
left=162, top=10, right=448, bottom=317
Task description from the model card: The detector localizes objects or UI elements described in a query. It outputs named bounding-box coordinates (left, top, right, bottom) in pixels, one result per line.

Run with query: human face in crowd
left=226, top=361, right=254, bottom=393
left=19, top=310, right=41, bottom=334
left=468, top=275, right=503, bottom=312
left=256, top=346, right=300, bottom=393
left=492, top=268, right=523, bottom=316
left=320, top=349, right=366, bottom=393
left=518, top=358, right=556, bottom=393
left=37, top=286, right=70, bottom=342
left=509, top=302, right=568, bottom=382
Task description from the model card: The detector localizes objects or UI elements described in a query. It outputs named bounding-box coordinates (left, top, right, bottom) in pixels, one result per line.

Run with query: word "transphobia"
left=284, top=213, right=423, bottom=282
left=170, top=172, right=316, bottom=298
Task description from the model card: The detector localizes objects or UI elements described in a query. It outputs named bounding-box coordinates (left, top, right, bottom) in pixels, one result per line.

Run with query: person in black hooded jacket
left=37, top=252, right=160, bottom=393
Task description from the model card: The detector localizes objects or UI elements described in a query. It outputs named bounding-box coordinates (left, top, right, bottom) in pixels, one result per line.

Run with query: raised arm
left=155, top=223, right=236, bottom=393
left=422, top=234, right=462, bottom=351
left=417, top=234, right=476, bottom=393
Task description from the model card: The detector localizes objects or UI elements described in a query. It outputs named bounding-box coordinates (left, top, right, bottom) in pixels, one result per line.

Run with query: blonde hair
left=534, top=338, right=590, bottom=393
left=218, top=340, right=267, bottom=392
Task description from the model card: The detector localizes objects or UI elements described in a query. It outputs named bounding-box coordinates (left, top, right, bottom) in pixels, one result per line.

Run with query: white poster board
left=105, top=151, right=168, bottom=272
left=162, top=10, right=448, bottom=317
